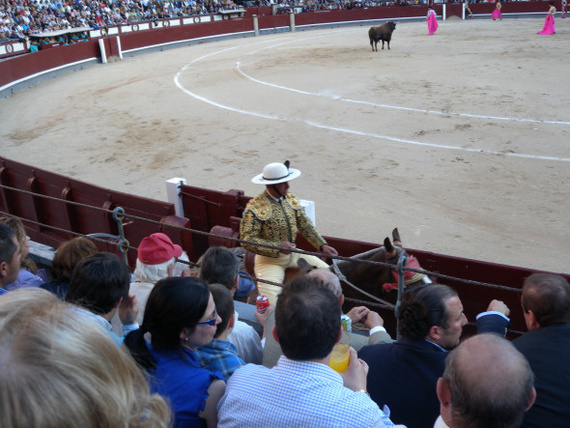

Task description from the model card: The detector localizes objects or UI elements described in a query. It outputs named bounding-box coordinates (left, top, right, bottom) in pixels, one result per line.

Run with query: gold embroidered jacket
left=240, top=190, right=327, bottom=258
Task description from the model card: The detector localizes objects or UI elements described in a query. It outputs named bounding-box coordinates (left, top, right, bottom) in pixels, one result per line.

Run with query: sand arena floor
left=1, top=17, right=569, bottom=274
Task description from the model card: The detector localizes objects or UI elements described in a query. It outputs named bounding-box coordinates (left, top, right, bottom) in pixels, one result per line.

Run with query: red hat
left=137, top=233, right=183, bottom=265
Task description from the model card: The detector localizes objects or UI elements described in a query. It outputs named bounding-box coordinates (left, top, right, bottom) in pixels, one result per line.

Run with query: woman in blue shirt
left=125, top=277, right=225, bottom=428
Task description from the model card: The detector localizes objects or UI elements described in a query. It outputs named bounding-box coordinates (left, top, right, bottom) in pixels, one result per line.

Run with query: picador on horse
left=239, top=161, right=430, bottom=306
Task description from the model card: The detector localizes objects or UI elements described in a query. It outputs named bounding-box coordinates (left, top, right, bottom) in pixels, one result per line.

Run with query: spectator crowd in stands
left=1, top=214, right=569, bottom=427
left=0, top=0, right=458, bottom=43
left=0, top=0, right=247, bottom=42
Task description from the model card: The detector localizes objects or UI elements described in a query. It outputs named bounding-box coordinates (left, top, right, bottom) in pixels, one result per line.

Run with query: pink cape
left=427, top=12, right=438, bottom=35
left=491, top=8, right=502, bottom=20
left=538, top=14, right=556, bottom=34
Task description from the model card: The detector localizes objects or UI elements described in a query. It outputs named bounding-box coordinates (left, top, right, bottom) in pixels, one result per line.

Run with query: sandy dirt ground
left=1, top=17, right=569, bottom=275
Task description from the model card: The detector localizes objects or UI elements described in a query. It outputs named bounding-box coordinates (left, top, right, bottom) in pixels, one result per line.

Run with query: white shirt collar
left=73, top=306, right=112, bottom=331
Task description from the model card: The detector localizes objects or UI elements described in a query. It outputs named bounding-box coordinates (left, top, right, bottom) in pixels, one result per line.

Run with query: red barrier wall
left=0, top=41, right=100, bottom=90
left=258, top=14, right=291, bottom=29
left=117, top=19, right=253, bottom=51
left=0, top=156, right=194, bottom=269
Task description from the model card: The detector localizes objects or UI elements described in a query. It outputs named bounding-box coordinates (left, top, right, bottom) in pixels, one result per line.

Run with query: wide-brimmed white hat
left=251, top=160, right=301, bottom=185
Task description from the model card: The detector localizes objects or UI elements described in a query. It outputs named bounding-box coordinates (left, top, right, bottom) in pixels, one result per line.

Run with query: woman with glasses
left=125, top=276, right=225, bottom=428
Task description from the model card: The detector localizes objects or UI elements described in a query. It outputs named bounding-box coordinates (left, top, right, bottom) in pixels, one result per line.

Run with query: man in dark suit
left=358, top=284, right=510, bottom=428
left=513, top=273, right=570, bottom=428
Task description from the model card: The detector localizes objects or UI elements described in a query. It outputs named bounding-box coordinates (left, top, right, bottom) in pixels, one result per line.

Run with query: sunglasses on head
left=196, top=308, right=218, bottom=327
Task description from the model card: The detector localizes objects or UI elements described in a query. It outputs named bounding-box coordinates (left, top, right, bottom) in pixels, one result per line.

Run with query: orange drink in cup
left=329, top=343, right=350, bottom=372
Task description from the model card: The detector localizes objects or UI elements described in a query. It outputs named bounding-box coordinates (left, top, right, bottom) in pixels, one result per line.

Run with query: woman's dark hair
left=124, top=276, right=210, bottom=371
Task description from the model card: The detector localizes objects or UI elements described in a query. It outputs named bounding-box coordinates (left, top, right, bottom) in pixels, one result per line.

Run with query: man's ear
left=272, top=325, right=279, bottom=343
left=526, top=387, right=537, bottom=411
left=436, top=377, right=452, bottom=422
left=228, top=313, right=236, bottom=330
left=524, top=310, right=541, bottom=330
left=429, top=325, right=443, bottom=342
left=0, top=261, right=6, bottom=279
left=436, top=377, right=450, bottom=405
left=113, top=297, right=123, bottom=309
left=231, top=276, right=238, bottom=296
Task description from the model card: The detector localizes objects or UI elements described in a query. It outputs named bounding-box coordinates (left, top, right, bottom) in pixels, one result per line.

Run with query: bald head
left=452, top=334, right=532, bottom=399
left=305, top=268, right=342, bottom=299
left=438, top=333, right=535, bottom=428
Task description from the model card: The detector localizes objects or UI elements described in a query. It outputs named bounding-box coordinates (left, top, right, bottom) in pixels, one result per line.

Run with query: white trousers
left=254, top=252, right=329, bottom=305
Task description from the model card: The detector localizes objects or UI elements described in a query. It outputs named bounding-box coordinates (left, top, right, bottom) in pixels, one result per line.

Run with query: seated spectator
left=122, top=232, right=181, bottom=330
left=0, top=288, right=170, bottom=428
left=0, top=215, right=44, bottom=290
left=171, top=248, right=194, bottom=277
left=124, top=276, right=226, bottom=428
left=308, top=267, right=392, bottom=333
left=65, top=252, right=139, bottom=345
left=40, top=236, right=98, bottom=299
left=359, top=283, right=510, bottom=428
left=217, top=275, right=403, bottom=427
left=0, top=223, right=21, bottom=294
left=236, top=270, right=256, bottom=300
left=513, top=273, right=570, bottom=427
left=199, top=246, right=263, bottom=364
left=195, top=283, right=246, bottom=380
left=230, top=248, right=256, bottom=302
left=435, top=333, right=536, bottom=428
left=263, top=267, right=392, bottom=367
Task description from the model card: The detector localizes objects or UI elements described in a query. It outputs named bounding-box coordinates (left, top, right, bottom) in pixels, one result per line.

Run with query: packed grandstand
left=1, top=0, right=423, bottom=43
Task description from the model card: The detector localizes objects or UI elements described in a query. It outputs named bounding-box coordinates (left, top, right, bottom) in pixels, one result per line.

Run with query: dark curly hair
left=397, top=284, right=458, bottom=340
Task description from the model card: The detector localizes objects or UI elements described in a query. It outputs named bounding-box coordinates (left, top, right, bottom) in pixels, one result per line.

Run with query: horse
left=239, top=227, right=428, bottom=304
left=330, top=229, right=428, bottom=305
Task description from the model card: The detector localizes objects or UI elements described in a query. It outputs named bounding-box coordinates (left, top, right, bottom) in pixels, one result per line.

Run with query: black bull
left=369, top=21, right=397, bottom=52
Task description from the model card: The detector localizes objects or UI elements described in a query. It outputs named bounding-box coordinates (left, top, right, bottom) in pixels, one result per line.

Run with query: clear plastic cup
left=329, top=343, right=350, bottom=372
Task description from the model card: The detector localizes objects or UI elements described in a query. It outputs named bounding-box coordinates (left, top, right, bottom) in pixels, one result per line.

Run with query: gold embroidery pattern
left=240, top=190, right=326, bottom=258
